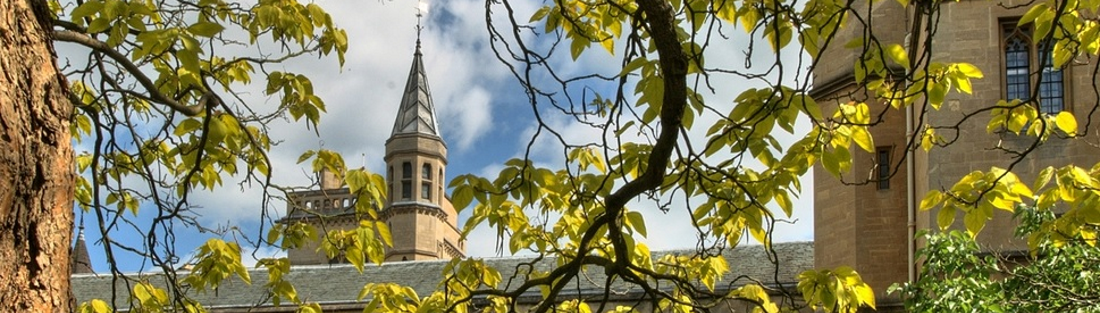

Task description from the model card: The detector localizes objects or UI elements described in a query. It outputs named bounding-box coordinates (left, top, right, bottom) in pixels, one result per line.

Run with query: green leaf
left=937, top=205, right=956, bottom=230
left=529, top=6, right=550, bottom=23
left=188, top=21, right=225, bottom=38
left=570, top=37, right=588, bottom=60
left=452, top=185, right=475, bottom=211
left=175, top=119, right=202, bottom=136
left=775, top=190, right=793, bottom=217
left=822, top=148, right=841, bottom=177
left=296, top=150, right=316, bottom=164
left=71, top=0, right=104, bottom=20
left=963, top=207, right=987, bottom=237
left=87, top=18, right=112, bottom=33
left=619, top=57, right=649, bottom=77
left=1020, top=3, right=1049, bottom=25
left=625, top=211, right=647, bottom=238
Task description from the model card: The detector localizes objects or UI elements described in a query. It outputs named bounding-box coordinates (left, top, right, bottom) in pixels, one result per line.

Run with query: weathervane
left=415, top=0, right=425, bottom=50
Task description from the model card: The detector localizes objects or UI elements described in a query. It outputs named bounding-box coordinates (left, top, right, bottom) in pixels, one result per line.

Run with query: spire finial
left=78, top=211, right=85, bottom=240
left=415, top=1, right=424, bottom=53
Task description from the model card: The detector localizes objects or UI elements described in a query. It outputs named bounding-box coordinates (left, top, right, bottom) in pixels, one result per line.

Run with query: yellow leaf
left=853, top=282, right=876, bottom=309
left=955, top=63, right=983, bottom=78
left=919, top=190, right=942, bottom=211
left=91, top=299, right=112, bottom=313
left=886, top=44, right=909, bottom=69
left=851, top=127, right=874, bottom=153
left=1055, top=111, right=1078, bottom=134
left=600, top=38, right=614, bottom=55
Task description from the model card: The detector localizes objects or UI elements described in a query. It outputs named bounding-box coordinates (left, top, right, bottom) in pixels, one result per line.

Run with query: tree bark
left=0, top=0, right=75, bottom=312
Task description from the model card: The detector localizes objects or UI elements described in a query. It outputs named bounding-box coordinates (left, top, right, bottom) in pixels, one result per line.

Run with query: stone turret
left=382, top=41, right=464, bottom=261
left=282, top=40, right=464, bottom=265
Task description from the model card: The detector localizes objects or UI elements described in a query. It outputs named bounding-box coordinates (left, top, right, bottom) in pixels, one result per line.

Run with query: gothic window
left=401, top=162, right=412, bottom=200
left=876, top=147, right=891, bottom=190
left=1003, top=21, right=1065, bottom=114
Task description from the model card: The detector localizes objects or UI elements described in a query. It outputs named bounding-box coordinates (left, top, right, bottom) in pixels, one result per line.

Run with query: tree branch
left=52, top=30, right=212, bottom=116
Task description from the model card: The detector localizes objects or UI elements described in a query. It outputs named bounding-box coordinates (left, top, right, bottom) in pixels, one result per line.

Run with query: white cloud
left=443, top=87, right=493, bottom=149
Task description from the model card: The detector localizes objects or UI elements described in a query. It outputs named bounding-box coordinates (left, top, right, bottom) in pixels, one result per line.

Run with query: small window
left=422, top=164, right=431, bottom=180
left=401, top=162, right=412, bottom=199
left=421, top=182, right=431, bottom=200
left=877, top=147, right=891, bottom=190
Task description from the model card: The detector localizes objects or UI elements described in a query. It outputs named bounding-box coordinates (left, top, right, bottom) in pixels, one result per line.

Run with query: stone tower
left=382, top=41, right=463, bottom=262
left=812, top=0, right=1098, bottom=310
left=810, top=1, right=910, bottom=306
left=282, top=41, right=464, bottom=265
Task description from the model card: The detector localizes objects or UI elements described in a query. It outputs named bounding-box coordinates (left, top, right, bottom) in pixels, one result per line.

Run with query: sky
left=66, top=0, right=817, bottom=272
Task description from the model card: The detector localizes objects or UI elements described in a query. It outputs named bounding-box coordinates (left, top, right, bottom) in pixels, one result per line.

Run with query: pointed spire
left=391, top=7, right=441, bottom=138
left=71, top=218, right=94, bottom=274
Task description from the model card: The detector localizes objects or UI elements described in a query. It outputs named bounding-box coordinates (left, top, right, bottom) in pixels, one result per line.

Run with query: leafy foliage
left=892, top=207, right=1100, bottom=312
left=55, top=0, right=1100, bottom=311
left=51, top=0, right=367, bottom=311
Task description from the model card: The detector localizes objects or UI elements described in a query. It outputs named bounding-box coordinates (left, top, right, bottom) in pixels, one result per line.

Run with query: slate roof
left=71, top=242, right=813, bottom=311
left=391, top=42, right=441, bottom=138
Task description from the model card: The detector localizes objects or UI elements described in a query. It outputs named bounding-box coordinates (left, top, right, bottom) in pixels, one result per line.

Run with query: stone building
left=811, top=0, right=1099, bottom=310
left=279, top=40, right=464, bottom=265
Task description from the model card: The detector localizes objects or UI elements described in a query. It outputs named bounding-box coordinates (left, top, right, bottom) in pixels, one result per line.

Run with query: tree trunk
left=0, top=0, right=75, bottom=312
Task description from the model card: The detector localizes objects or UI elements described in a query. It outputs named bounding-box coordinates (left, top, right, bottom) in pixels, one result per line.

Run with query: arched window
left=1004, top=25, right=1030, bottom=102
left=422, top=164, right=431, bottom=180
left=1003, top=21, right=1065, bottom=114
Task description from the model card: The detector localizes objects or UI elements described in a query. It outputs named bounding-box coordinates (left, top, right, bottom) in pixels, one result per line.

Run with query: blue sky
left=66, top=0, right=816, bottom=272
